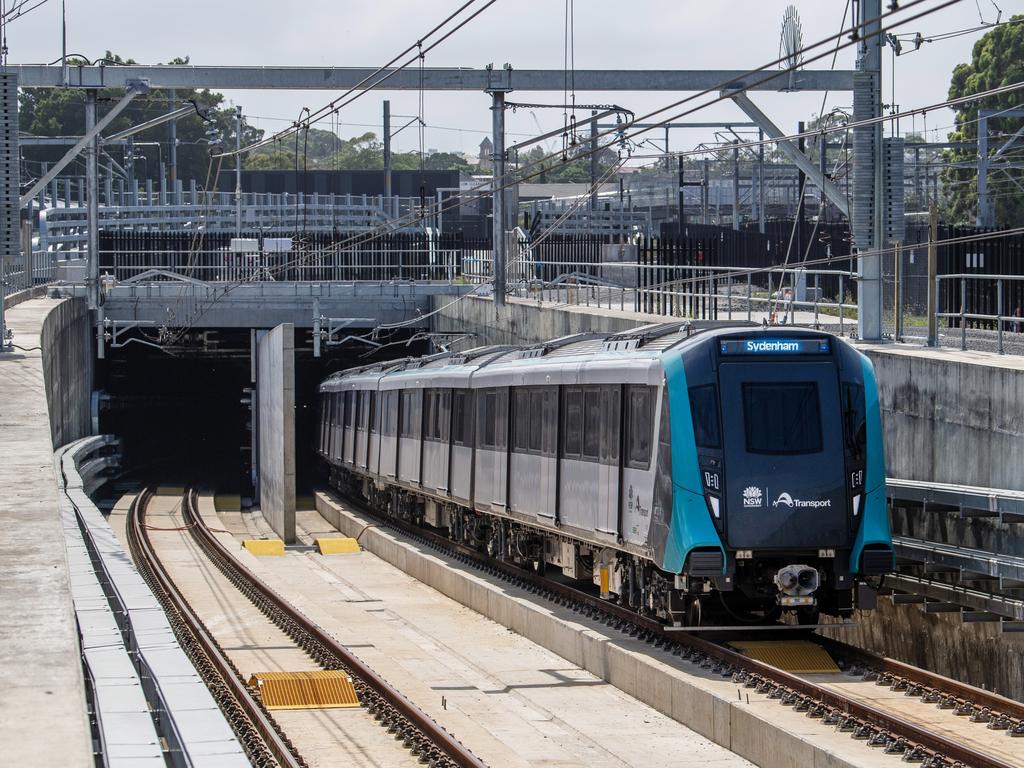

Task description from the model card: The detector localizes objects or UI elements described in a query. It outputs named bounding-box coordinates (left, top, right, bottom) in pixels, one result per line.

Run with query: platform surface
left=0, top=298, right=92, bottom=767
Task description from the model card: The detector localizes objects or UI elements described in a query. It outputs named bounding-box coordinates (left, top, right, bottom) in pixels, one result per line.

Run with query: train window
left=582, top=388, right=601, bottom=460
left=400, top=390, right=421, bottom=439
left=452, top=389, right=472, bottom=446
left=529, top=390, right=545, bottom=452
left=563, top=388, right=583, bottom=457
left=542, top=388, right=557, bottom=456
left=689, top=385, right=722, bottom=449
left=600, top=386, right=621, bottom=465
left=424, top=389, right=436, bottom=439
left=479, top=390, right=497, bottom=448
left=367, top=391, right=376, bottom=433
left=842, top=383, right=866, bottom=462
left=513, top=389, right=530, bottom=451
left=384, top=391, right=399, bottom=436
left=344, top=391, right=355, bottom=428
left=742, top=382, right=822, bottom=455
left=439, top=389, right=451, bottom=442
left=627, top=386, right=653, bottom=469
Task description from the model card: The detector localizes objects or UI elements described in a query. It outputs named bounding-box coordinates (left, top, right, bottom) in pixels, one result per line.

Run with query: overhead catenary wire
left=161, top=0, right=963, bottom=339
left=214, top=0, right=499, bottom=160
left=256, top=0, right=958, bottom=283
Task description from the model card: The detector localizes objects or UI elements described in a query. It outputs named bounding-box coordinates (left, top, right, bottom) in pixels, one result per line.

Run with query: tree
left=942, top=17, right=1024, bottom=226
left=19, top=52, right=263, bottom=187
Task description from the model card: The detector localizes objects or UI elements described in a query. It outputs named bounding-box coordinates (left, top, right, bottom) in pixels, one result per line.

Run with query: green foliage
left=245, top=127, right=484, bottom=174
left=942, top=17, right=1024, bottom=225
left=518, top=144, right=618, bottom=183
left=19, top=52, right=263, bottom=186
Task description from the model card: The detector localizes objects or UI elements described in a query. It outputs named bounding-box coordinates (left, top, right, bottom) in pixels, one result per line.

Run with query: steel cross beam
left=726, top=90, right=850, bottom=218
left=8, top=64, right=855, bottom=92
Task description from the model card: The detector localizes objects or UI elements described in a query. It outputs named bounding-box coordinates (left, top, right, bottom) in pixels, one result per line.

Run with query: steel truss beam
left=726, top=90, right=850, bottom=218
left=9, top=64, right=855, bottom=92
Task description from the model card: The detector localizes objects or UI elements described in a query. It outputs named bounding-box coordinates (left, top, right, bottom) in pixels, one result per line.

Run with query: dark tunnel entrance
left=96, top=327, right=430, bottom=500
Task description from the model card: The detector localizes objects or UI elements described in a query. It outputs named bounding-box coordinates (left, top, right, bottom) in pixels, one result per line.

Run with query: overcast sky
left=5, top=0, right=1020, bottom=163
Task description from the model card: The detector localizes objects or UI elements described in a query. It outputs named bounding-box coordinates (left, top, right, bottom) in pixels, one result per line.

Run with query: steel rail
left=180, top=489, right=487, bottom=768
left=127, top=488, right=306, bottom=768
left=816, top=636, right=1024, bottom=730
left=341, top=491, right=1020, bottom=768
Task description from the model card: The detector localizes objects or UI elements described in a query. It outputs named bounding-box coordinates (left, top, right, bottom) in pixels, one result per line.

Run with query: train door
left=596, top=386, right=621, bottom=535
left=717, top=362, right=847, bottom=549
left=368, top=389, right=381, bottom=475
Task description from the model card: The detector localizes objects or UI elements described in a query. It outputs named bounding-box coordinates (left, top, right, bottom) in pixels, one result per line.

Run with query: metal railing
left=934, top=273, right=1024, bottom=354
left=100, top=245, right=470, bottom=284
left=1, top=249, right=59, bottom=299
left=479, top=250, right=857, bottom=327
left=38, top=194, right=427, bottom=253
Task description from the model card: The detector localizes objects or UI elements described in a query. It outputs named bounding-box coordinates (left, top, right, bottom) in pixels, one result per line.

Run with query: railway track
left=338, top=490, right=1023, bottom=768
left=128, top=487, right=486, bottom=768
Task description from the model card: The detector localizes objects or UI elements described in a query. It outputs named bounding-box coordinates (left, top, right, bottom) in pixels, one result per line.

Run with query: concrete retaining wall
left=40, top=297, right=92, bottom=449
left=257, top=323, right=295, bottom=542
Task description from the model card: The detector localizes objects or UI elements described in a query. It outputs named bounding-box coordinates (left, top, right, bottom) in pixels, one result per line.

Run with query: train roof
left=320, top=322, right=848, bottom=391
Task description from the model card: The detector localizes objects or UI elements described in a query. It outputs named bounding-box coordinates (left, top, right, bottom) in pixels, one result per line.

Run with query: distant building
left=477, top=137, right=494, bottom=170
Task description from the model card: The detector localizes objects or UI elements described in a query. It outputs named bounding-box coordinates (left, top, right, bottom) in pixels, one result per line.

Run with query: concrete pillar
left=256, top=323, right=296, bottom=543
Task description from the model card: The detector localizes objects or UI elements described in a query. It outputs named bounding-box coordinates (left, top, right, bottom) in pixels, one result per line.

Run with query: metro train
left=316, top=323, right=893, bottom=625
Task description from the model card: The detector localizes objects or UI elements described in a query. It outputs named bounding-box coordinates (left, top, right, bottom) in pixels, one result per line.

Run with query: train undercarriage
left=334, top=469, right=864, bottom=627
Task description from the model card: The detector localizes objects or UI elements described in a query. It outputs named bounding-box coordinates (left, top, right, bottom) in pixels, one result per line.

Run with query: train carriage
left=317, top=322, right=893, bottom=624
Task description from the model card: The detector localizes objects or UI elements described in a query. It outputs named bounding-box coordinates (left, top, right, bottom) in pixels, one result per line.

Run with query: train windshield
left=741, top=382, right=822, bottom=455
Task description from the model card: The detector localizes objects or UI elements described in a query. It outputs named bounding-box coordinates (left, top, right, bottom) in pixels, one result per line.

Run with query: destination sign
left=719, top=338, right=830, bottom=355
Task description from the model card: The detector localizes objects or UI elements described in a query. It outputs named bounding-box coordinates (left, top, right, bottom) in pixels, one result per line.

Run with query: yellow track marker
left=315, top=537, right=360, bottom=555
left=729, top=640, right=840, bottom=673
left=242, top=539, right=284, bottom=556
left=248, top=671, right=359, bottom=710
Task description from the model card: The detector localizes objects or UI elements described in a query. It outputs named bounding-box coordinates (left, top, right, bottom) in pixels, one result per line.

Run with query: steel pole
left=168, top=88, right=177, bottom=186
left=732, top=141, right=740, bottom=231
left=590, top=110, right=599, bottom=211
left=235, top=105, right=243, bottom=235
left=85, top=89, right=99, bottom=311
left=491, top=90, right=506, bottom=307
left=383, top=100, right=392, bottom=200
left=855, top=0, right=883, bottom=341
left=758, top=129, right=765, bottom=233
left=926, top=203, right=938, bottom=346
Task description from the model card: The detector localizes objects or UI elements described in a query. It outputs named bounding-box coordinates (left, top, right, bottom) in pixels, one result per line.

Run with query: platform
left=0, top=298, right=92, bottom=767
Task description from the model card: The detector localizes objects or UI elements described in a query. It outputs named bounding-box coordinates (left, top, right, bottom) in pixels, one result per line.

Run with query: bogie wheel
left=686, top=597, right=703, bottom=627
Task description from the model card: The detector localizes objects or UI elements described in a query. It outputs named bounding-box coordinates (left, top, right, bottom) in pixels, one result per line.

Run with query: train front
left=654, top=328, right=893, bottom=620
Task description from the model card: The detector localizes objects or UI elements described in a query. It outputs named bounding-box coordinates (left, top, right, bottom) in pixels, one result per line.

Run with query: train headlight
left=706, top=495, right=721, bottom=519
left=852, top=493, right=861, bottom=517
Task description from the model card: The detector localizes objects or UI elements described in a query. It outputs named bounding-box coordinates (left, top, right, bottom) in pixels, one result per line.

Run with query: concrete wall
left=863, top=346, right=1024, bottom=489
left=256, top=323, right=295, bottom=543
left=432, top=294, right=683, bottom=348
left=40, top=297, right=93, bottom=449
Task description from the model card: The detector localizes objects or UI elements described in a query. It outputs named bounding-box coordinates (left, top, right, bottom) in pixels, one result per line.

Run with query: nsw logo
left=742, top=486, right=763, bottom=508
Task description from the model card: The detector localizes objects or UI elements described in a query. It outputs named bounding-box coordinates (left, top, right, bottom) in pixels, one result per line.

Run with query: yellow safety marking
left=242, top=539, right=285, bottom=556
left=315, top=537, right=360, bottom=555
left=248, top=671, right=360, bottom=710
left=729, top=640, right=840, bottom=674
left=156, top=486, right=185, bottom=497
left=214, top=494, right=241, bottom=512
